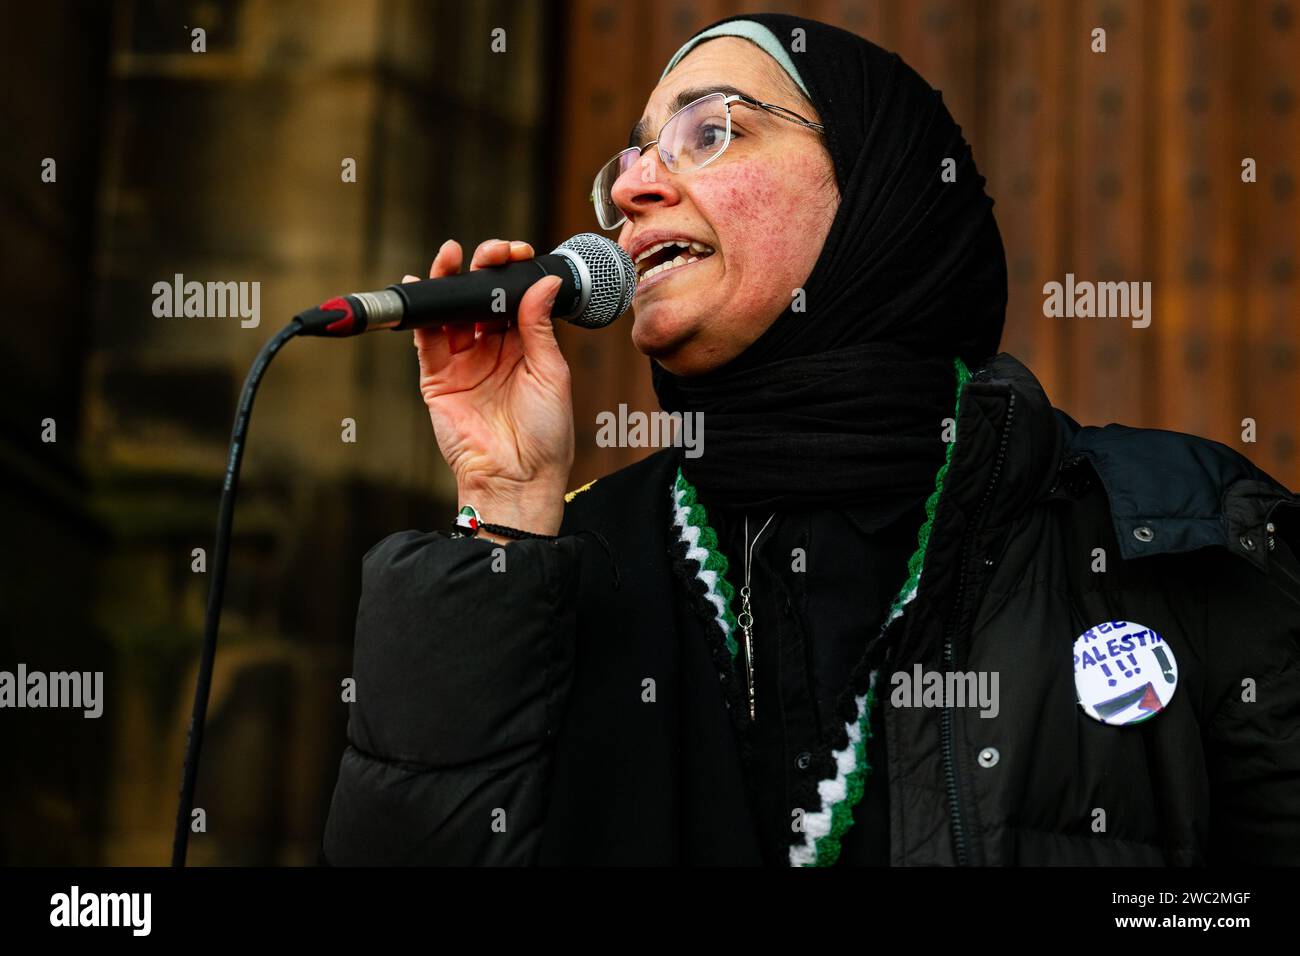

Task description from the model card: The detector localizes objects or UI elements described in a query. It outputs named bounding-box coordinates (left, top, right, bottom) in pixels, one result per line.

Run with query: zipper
left=1048, top=453, right=1086, bottom=497
left=941, top=384, right=1015, bottom=866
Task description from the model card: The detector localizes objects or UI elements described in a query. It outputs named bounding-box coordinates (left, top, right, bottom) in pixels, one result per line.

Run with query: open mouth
left=634, top=239, right=716, bottom=281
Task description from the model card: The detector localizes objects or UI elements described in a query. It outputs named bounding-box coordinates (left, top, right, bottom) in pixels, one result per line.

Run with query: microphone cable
left=171, top=319, right=300, bottom=866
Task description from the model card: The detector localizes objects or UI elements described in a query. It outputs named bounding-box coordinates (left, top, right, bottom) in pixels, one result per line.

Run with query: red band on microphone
left=321, top=296, right=357, bottom=335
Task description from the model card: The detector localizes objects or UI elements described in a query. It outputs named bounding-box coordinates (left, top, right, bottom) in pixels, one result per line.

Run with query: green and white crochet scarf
left=669, top=356, right=970, bottom=866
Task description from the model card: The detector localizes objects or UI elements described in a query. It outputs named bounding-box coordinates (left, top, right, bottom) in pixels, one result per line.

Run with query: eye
left=693, top=121, right=728, bottom=151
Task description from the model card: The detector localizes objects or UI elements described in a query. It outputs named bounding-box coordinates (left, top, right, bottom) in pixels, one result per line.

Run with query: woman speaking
left=322, top=13, right=1300, bottom=866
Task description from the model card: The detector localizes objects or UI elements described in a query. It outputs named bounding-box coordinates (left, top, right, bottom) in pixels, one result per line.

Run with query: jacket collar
left=954, top=353, right=1300, bottom=574
left=957, top=351, right=1066, bottom=530
left=1056, top=410, right=1299, bottom=573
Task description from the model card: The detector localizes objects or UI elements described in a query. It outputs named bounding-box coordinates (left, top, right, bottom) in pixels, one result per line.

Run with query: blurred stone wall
left=1, top=0, right=115, bottom=868
left=1, top=0, right=556, bottom=864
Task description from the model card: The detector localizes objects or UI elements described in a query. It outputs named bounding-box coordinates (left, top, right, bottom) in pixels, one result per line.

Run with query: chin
left=630, top=293, right=741, bottom=377
left=630, top=303, right=696, bottom=361
left=632, top=318, right=729, bottom=378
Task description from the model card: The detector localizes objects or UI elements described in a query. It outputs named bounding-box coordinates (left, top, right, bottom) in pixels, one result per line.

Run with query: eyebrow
left=627, top=85, right=757, bottom=148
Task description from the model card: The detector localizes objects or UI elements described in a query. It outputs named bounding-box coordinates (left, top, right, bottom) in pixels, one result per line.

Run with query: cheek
left=698, top=159, right=832, bottom=289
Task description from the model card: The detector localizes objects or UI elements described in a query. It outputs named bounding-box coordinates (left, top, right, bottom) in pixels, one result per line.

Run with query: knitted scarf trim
left=667, top=356, right=971, bottom=867
left=668, top=475, right=758, bottom=764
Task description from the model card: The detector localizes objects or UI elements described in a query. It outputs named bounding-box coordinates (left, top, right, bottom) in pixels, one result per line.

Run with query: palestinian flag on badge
left=1093, top=682, right=1165, bottom=724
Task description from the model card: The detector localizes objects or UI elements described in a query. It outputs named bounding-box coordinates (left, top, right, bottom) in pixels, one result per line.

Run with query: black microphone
left=294, top=233, right=636, bottom=337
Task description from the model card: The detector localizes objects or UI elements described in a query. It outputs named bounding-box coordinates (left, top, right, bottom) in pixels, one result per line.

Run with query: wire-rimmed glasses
left=590, top=91, right=825, bottom=230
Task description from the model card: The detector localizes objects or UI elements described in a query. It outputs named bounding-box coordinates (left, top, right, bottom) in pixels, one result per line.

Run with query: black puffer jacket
left=322, top=353, right=1300, bottom=865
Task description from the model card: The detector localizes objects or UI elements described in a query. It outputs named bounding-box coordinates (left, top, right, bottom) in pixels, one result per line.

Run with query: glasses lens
left=590, top=95, right=731, bottom=230
left=660, top=93, right=730, bottom=174
left=592, top=148, right=639, bottom=229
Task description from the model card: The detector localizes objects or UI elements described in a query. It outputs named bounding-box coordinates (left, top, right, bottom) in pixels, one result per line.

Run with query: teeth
left=634, top=239, right=715, bottom=265
left=642, top=255, right=700, bottom=280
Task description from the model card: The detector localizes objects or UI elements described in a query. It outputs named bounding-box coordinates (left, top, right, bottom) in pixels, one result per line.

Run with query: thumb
left=516, top=274, right=565, bottom=367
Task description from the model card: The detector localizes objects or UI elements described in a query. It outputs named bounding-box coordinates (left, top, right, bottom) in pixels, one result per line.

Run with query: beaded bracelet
left=452, top=505, right=558, bottom=541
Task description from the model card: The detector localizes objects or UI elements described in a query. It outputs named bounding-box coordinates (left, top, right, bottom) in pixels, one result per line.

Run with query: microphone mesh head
left=553, top=233, right=637, bottom=329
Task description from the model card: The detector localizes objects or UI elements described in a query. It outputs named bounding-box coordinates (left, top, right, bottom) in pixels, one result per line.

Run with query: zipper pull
left=738, top=585, right=756, bottom=721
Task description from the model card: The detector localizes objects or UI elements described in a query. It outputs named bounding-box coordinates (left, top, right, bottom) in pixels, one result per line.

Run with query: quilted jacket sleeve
left=1203, top=517, right=1300, bottom=864
left=322, top=530, right=583, bottom=865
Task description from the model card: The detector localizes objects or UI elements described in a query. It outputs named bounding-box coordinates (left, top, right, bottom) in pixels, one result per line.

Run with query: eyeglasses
left=590, top=91, right=825, bottom=230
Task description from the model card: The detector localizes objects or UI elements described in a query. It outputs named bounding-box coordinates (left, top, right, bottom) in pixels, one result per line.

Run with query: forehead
left=628, top=37, right=800, bottom=146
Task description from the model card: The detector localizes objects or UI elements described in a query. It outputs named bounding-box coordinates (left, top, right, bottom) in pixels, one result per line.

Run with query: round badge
left=1072, top=620, right=1177, bottom=726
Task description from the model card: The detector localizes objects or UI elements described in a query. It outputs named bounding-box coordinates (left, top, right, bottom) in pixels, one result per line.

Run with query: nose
left=609, top=147, right=682, bottom=221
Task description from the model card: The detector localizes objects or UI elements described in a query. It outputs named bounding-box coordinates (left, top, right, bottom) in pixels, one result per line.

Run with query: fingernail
left=510, top=240, right=530, bottom=255
left=544, top=276, right=562, bottom=306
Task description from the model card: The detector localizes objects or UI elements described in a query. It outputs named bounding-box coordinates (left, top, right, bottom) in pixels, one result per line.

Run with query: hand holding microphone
left=292, top=233, right=636, bottom=542
left=413, top=238, right=576, bottom=541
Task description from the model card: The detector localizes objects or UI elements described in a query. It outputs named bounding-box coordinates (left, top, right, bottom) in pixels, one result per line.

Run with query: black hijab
left=651, top=13, right=1007, bottom=522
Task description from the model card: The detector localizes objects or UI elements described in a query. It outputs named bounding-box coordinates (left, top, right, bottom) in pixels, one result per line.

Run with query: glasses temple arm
left=734, top=96, right=825, bottom=132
